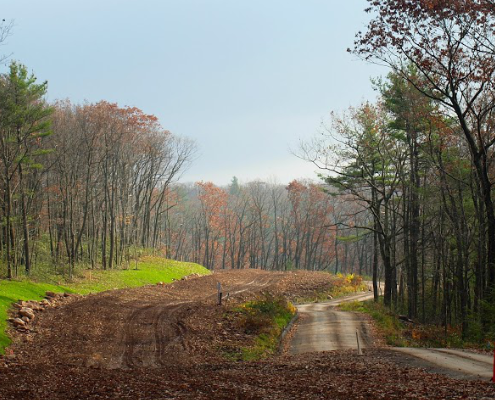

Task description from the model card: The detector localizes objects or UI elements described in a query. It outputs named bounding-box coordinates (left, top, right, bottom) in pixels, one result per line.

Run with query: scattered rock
left=41, top=299, right=50, bottom=307
left=22, top=302, right=42, bottom=311
left=45, top=291, right=57, bottom=298
left=12, top=318, right=25, bottom=328
left=181, top=273, right=201, bottom=281
left=19, top=308, right=35, bottom=320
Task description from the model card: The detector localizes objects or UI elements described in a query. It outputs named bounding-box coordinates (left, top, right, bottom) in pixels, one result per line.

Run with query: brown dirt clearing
left=1, top=269, right=494, bottom=399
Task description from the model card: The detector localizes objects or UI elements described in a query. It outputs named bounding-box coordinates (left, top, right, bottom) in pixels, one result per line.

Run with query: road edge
left=277, top=311, right=299, bottom=354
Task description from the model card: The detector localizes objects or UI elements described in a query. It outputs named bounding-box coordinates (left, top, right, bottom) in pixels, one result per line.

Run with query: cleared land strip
left=3, top=272, right=495, bottom=399
left=5, top=269, right=298, bottom=370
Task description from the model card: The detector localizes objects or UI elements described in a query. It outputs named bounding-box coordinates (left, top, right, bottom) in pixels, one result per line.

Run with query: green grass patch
left=68, top=256, right=209, bottom=294
left=340, top=299, right=408, bottom=346
left=0, top=256, right=209, bottom=354
left=339, top=299, right=491, bottom=349
left=223, top=294, right=296, bottom=361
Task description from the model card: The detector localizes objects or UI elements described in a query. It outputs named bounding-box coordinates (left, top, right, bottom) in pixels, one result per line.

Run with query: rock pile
left=168, top=273, right=202, bottom=284
left=180, top=273, right=201, bottom=281
left=8, top=291, right=75, bottom=332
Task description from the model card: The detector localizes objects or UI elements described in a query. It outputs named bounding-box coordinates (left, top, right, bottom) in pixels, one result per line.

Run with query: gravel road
left=391, top=347, right=493, bottom=380
left=289, top=291, right=375, bottom=354
left=289, top=286, right=494, bottom=382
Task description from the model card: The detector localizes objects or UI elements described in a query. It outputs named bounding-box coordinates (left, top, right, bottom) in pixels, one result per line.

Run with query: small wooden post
left=217, top=282, right=223, bottom=305
left=356, top=329, right=363, bottom=355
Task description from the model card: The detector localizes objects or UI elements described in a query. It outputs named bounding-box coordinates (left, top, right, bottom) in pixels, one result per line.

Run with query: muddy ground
left=1, top=270, right=494, bottom=399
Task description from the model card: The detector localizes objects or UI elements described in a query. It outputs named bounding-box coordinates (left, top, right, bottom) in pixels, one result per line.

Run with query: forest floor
left=0, top=270, right=494, bottom=399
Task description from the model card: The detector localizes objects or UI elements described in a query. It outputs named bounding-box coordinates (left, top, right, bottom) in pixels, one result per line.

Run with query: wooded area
left=164, top=179, right=371, bottom=274
left=1, top=1, right=495, bottom=342
left=0, top=62, right=196, bottom=279
left=311, top=0, right=495, bottom=339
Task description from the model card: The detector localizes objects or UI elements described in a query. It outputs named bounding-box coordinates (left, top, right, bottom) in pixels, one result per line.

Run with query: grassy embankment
left=340, top=299, right=493, bottom=349
left=225, top=273, right=366, bottom=361
left=223, top=294, right=296, bottom=361
left=0, top=256, right=209, bottom=354
left=340, top=300, right=408, bottom=346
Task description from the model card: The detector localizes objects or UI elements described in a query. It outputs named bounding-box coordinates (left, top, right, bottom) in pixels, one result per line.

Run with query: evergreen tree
left=0, top=61, right=53, bottom=277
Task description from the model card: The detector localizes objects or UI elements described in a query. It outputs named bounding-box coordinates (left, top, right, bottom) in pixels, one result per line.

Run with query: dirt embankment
left=3, top=269, right=336, bottom=369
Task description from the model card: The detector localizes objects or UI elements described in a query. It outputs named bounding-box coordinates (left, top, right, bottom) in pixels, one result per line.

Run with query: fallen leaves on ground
left=1, top=270, right=493, bottom=399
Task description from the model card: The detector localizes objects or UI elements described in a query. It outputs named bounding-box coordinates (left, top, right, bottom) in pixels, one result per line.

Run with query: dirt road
left=391, top=347, right=493, bottom=380
left=289, top=287, right=494, bottom=381
left=4, top=269, right=342, bottom=370
left=289, top=291, right=375, bottom=354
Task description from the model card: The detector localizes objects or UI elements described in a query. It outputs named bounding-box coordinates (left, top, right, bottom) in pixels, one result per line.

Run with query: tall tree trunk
left=5, top=171, right=12, bottom=279
left=18, top=164, right=31, bottom=274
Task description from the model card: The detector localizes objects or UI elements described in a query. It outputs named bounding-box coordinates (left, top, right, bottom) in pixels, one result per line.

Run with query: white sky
left=2, top=0, right=387, bottom=186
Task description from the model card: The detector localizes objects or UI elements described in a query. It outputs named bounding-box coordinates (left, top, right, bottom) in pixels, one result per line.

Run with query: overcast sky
left=2, top=0, right=387, bottom=186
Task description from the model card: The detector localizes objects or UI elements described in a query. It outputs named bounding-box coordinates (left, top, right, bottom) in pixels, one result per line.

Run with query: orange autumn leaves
left=190, top=180, right=338, bottom=270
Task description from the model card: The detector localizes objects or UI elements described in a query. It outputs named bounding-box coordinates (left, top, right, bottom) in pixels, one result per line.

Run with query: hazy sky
left=2, top=0, right=387, bottom=186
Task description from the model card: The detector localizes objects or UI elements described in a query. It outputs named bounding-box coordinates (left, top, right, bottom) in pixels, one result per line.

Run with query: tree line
left=298, top=0, right=495, bottom=339
left=0, top=59, right=369, bottom=281
left=164, top=179, right=372, bottom=274
left=0, top=62, right=195, bottom=279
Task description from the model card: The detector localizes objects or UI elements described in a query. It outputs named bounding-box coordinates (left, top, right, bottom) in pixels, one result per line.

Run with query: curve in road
left=288, top=289, right=494, bottom=381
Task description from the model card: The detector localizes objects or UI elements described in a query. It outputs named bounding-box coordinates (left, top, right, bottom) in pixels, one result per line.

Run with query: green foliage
left=340, top=299, right=408, bottom=346
left=336, top=235, right=360, bottom=243
left=225, top=294, right=296, bottom=361
left=229, top=176, right=241, bottom=195
left=0, top=257, right=209, bottom=354
left=0, top=61, right=53, bottom=157
left=0, top=61, right=52, bottom=127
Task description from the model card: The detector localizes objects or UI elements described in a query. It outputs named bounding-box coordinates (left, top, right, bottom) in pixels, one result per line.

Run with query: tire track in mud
left=117, top=273, right=285, bottom=369
left=6, top=270, right=347, bottom=373
left=120, top=302, right=193, bottom=368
